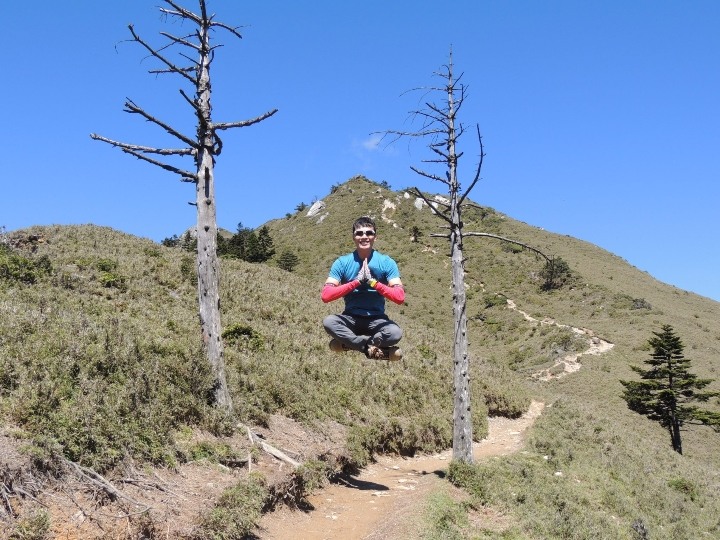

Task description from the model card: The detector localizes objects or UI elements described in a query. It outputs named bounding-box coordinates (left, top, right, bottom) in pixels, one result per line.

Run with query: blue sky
left=3, top=1, right=719, bottom=302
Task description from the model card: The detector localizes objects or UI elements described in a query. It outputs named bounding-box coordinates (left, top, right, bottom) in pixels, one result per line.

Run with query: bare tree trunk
left=446, top=69, right=473, bottom=462
left=383, top=51, right=550, bottom=464
left=196, top=13, right=231, bottom=411
left=92, top=1, right=277, bottom=413
left=194, top=9, right=231, bottom=411
left=450, top=219, right=472, bottom=460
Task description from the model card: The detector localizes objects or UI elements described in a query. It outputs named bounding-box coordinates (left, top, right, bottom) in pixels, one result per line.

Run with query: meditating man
left=321, top=216, right=405, bottom=360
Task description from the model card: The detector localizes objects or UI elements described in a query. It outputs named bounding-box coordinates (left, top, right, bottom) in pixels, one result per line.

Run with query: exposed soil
left=0, top=416, right=349, bottom=540
left=257, top=401, right=545, bottom=540
left=1, top=402, right=543, bottom=540
left=505, top=299, right=614, bottom=380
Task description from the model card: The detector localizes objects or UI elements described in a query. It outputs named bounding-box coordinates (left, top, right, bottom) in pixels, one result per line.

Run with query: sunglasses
left=354, top=230, right=376, bottom=237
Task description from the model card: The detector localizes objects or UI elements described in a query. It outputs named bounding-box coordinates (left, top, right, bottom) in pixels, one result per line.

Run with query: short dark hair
left=352, top=216, right=376, bottom=234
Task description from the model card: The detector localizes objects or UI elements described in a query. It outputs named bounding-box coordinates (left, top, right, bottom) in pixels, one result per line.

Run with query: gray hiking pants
left=323, top=313, right=403, bottom=352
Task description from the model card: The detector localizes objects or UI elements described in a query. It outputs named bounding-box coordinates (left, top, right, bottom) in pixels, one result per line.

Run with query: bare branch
left=458, top=124, right=484, bottom=207
left=426, top=102, right=451, bottom=124
left=409, top=187, right=453, bottom=226
left=209, top=21, right=245, bottom=40
left=463, top=232, right=550, bottom=262
left=91, top=134, right=197, bottom=181
left=214, top=108, right=279, bottom=131
left=179, top=88, right=202, bottom=116
left=89, top=134, right=194, bottom=157
left=410, top=165, right=448, bottom=185
left=159, top=31, right=201, bottom=51
left=64, top=459, right=146, bottom=508
left=124, top=99, right=197, bottom=148
left=128, top=24, right=195, bottom=84
left=119, top=148, right=198, bottom=181
left=161, top=1, right=202, bottom=26
left=429, top=145, right=450, bottom=161
left=149, top=67, right=196, bottom=76
left=163, top=0, right=244, bottom=40
left=177, top=51, right=201, bottom=67
left=237, top=423, right=300, bottom=468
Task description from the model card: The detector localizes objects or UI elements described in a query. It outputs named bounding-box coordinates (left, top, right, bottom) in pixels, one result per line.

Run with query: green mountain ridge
left=2, top=175, right=719, bottom=538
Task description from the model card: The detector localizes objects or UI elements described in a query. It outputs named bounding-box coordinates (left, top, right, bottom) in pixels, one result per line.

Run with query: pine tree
left=256, top=226, right=276, bottom=262
left=621, top=324, right=720, bottom=454
left=277, top=250, right=300, bottom=272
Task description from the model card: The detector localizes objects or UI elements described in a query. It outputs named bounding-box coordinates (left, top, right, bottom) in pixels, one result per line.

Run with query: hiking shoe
left=366, top=344, right=403, bottom=361
left=329, top=338, right=351, bottom=353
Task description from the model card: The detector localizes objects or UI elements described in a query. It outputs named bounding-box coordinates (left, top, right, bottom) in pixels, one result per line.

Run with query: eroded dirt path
left=258, top=401, right=545, bottom=540
left=505, top=299, right=615, bottom=381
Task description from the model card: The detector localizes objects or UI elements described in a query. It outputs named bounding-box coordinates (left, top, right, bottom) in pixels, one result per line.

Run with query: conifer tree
left=621, top=324, right=720, bottom=454
left=277, top=250, right=300, bottom=272
left=256, top=226, right=276, bottom=262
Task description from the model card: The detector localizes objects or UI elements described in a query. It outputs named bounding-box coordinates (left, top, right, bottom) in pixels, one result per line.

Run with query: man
left=321, top=216, right=405, bottom=360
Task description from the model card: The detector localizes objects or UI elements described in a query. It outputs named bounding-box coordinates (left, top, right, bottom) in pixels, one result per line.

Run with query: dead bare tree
left=91, top=0, right=277, bottom=413
left=384, top=51, right=548, bottom=463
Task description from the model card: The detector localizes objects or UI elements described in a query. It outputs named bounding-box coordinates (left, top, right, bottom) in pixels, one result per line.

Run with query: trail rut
left=258, top=401, right=545, bottom=539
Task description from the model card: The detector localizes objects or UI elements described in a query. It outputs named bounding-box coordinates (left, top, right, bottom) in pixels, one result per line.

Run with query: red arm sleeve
left=373, top=282, right=405, bottom=305
left=321, top=280, right=360, bottom=303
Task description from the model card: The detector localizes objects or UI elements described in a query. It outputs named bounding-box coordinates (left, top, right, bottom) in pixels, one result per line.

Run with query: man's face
left=353, top=226, right=376, bottom=250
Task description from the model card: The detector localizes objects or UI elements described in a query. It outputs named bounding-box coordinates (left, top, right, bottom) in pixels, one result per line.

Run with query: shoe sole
left=366, top=345, right=403, bottom=361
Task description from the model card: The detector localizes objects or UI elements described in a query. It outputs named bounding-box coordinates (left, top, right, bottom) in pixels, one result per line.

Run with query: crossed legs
left=323, top=313, right=403, bottom=352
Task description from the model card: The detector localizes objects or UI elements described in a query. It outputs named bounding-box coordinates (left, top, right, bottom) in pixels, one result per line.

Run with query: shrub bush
left=196, top=472, right=269, bottom=540
left=0, top=249, right=52, bottom=285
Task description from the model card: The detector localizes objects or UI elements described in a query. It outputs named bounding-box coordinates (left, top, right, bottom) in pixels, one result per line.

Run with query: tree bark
left=195, top=10, right=232, bottom=411
left=451, top=221, right=472, bottom=461
left=446, top=65, right=473, bottom=463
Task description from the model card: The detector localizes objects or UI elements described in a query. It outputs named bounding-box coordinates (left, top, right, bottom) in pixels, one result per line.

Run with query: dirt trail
left=505, top=299, right=614, bottom=381
left=258, top=401, right=544, bottom=539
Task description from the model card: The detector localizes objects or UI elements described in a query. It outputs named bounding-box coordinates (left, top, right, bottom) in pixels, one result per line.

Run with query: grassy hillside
left=2, top=175, right=719, bottom=538
left=266, top=175, right=720, bottom=538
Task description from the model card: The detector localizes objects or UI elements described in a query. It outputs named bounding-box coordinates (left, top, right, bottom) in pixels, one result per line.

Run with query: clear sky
left=3, top=1, right=719, bottom=302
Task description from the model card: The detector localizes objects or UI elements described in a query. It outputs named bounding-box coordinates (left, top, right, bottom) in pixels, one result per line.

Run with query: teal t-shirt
left=328, top=250, right=400, bottom=316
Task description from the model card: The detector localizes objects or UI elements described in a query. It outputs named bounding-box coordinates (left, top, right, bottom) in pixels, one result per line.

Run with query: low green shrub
left=422, top=491, right=470, bottom=540
left=196, top=472, right=269, bottom=540
left=96, top=258, right=118, bottom=273
left=0, top=249, right=52, bottom=285
left=293, top=458, right=332, bottom=494
left=667, top=477, right=699, bottom=502
left=9, top=509, right=50, bottom=540
left=98, top=271, right=126, bottom=290
left=222, top=323, right=264, bottom=351
left=483, top=292, right=507, bottom=309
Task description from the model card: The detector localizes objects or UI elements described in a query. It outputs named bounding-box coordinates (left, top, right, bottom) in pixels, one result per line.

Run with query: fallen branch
left=63, top=460, right=147, bottom=509
left=237, top=423, right=300, bottom=468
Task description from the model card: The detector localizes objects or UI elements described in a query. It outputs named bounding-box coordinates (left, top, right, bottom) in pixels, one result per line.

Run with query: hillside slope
left=263, top=175, right=720, bottom=538
left=1, top=176, right=718, bottom=538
